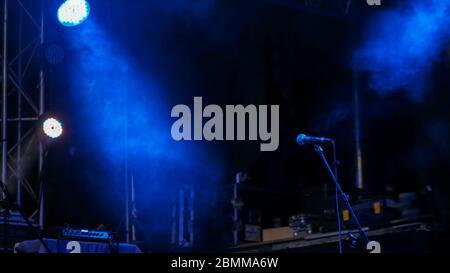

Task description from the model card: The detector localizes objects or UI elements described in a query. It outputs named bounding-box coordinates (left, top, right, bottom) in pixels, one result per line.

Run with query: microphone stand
left=330, top=141, right=342, bottom=254
left=0, top=181, right=52, bottom=253
left=314, top=144, right=369, bottom=251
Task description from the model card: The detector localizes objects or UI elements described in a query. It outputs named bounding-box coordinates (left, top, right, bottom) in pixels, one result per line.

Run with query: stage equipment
left=315, top=144, right=369, bottom=250
left=57, top=0, right=90, bottom=27
left=234, top=222, right=431, bottom=253
left=1, top=0, right=47, bottom=231
left=0, top=211, right=37, bottom=250
left=42, top=118, right=63, bottom=139
left=262, top=226, right=295, bottom=242
left=15, top=238, right=141, bottom=253
left=1, top=181, right=51, bottom=253
left=297, top=133, right=344, bottom=252
left=341, top=198, right=399, bottom=228
left=289, top=214, right=320, bottom=237
left=171, top=184, right=195, bottom=249
left=230, top=171, right=301, bottom=246
left=297, top=135, right=370, bottom=253
left=231, top=173, right=245, bottom=246
left=59, top=227, right=112, bottom=242
left=244, top=224, right=261, bottom=242
left=398, top=192, right=427, bottom=219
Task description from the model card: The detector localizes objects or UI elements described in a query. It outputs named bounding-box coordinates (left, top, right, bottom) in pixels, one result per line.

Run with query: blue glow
left=353, top=0, right=450, bottom=99
left=57, top=0, right=90, bottom=27
left=63, top=9, right=224, bottom=247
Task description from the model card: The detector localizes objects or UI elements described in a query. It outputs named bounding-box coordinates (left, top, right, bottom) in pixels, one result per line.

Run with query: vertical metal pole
left=171, top=203, right=177, bottom=246
left=124, top=76, right=130, bottom=243
left=124, top=164, right=130, bottom=243
left=354, top=72, right=363, bottom=189
left=38, top=0, right=45, bottom=229
left=16, top=4, right=23, bottom=206
left=232, top=180, right=238, bottom=246
left=1, top=0, right=8, bottom=200
left=131, top=175, right=136, bottom=242
left=178, top=187, right=184, bottom=246
left=188, top=185, right=194, bottom=247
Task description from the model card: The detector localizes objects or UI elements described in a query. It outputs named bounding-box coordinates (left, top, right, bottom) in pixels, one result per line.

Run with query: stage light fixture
left=57, top=0, right=90, bottom=27
left=43, top=118, right=63, bottom=139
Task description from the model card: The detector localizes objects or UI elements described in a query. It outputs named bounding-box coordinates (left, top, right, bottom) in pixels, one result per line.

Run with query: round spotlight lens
left=43, top=118, right=63, bottom=139
left=57, top=0, right=90, bottom=27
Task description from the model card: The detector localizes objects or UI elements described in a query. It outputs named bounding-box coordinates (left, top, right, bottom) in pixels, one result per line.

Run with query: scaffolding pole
left=16, top=1, right=22, bottom=206
left=354, top=72, right=363, bottom=190
left=1, top=0, right=8, bottom=200
left=38, top=0, right=45, bottom=229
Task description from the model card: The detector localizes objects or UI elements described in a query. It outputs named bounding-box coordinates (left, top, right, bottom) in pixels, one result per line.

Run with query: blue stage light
left=57, top=0, right=90, bottom=27
left=43, top=118, right=63, bottom=139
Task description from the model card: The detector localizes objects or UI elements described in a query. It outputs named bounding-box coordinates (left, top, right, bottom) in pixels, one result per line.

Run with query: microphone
left=296, top=133, right=332, bottom=145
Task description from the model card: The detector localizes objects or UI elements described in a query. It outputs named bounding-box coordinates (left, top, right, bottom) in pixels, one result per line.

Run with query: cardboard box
left=262, top=227, right=294, bottom=242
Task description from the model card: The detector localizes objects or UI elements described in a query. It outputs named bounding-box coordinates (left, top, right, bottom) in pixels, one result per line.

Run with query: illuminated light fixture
left=43, top=118, right=63, bottom=139
left=57, top=0, right=91, bottom=27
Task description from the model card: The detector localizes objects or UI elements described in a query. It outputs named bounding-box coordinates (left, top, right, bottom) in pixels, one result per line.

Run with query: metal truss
left=1, top=0, right=45, bottom=228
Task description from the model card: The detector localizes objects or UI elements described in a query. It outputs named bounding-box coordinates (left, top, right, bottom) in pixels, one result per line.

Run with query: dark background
left=5, top=0, right=450, bottom=251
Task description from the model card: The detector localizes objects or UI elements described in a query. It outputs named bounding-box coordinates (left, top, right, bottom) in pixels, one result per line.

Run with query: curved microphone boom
left=295, top=133, right=370, bottom=252
left=296, top=134, right=332, bottom=145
